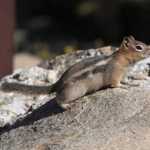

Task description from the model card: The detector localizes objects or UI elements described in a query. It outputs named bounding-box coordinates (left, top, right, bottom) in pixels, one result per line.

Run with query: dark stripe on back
left=59, top=55, right=110, bottom=81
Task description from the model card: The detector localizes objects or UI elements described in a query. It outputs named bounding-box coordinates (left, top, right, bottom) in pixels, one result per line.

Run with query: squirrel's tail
left=0, top=82, right=57, bottom=95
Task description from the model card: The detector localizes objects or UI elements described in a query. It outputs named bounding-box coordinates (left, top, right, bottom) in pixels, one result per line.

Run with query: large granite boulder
left=0, top=47, right=150, bottom=150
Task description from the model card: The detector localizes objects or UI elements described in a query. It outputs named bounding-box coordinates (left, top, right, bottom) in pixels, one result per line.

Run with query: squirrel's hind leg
left=55, top=82, right=87, bottom=110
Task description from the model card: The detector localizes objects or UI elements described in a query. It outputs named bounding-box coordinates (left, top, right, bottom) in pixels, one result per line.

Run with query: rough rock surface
left=0, top=47, right=150, bottom=150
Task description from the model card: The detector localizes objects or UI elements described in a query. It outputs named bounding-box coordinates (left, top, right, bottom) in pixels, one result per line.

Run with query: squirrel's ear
left=123, top=36, right=128, bottom=42
left=129, top=35, right=135, bottom=41
left=122, top=37, right=128, bottom=48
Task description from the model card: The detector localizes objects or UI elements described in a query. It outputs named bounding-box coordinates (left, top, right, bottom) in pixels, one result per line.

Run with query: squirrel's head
left=120, top=36, right=150, bottom=62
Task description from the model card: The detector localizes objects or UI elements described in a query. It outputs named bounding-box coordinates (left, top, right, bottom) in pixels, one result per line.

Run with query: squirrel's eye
left=135, top=45, right=144, bottom=51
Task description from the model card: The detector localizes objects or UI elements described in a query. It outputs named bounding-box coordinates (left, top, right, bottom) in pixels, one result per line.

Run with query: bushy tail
left=0, top=82, right=57, bottom=95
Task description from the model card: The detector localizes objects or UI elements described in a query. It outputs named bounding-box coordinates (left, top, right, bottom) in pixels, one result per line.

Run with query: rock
left=0, top=47, right=150, bottom=150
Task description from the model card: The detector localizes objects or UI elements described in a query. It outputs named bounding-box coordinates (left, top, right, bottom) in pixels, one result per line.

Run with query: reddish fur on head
left=119, top=36, right=149, bottom=63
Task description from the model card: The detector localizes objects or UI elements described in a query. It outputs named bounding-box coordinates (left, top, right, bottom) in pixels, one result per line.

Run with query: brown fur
left=55, top=36, right=150, bottom=109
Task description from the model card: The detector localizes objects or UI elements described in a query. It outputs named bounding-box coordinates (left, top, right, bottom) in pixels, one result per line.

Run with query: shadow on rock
left=0, top=98, right=64, bottom=135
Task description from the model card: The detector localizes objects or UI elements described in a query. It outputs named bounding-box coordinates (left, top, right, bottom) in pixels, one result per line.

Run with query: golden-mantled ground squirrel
left=1, top=36, right=150, bottom=109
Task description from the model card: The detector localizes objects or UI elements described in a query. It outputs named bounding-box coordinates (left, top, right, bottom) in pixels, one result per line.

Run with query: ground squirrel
left=1, top=36, right=150, bottom=109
